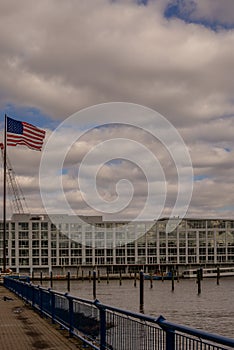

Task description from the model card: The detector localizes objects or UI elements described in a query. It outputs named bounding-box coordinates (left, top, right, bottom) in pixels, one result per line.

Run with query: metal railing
left=4, top=277, right=234, bottom=350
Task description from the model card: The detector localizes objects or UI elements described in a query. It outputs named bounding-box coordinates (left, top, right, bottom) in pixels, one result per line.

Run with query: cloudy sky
left=1, top=0, right=234, bottom=220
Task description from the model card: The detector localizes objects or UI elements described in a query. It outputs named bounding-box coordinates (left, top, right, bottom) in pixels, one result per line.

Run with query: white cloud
left=0, top=0, right=234, bottom=218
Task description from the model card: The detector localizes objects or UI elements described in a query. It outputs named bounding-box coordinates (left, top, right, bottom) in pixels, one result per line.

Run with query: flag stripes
left=6, top=117, right=46, bottom=151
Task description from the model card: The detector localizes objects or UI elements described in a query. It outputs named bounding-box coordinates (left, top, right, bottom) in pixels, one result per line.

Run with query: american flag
left=7, top=116, right=46, bottom=151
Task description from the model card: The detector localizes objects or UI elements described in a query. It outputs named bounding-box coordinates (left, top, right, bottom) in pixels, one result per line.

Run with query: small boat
left=144, top=271, right=177, bottom=280
left=182, top=266, right=234, bottom=279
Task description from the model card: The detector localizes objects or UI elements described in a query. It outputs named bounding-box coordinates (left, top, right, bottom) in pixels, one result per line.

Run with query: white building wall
left=0, top=215, right=234, bottom=274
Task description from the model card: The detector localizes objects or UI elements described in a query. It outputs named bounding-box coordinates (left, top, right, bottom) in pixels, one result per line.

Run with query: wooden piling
left=161, top=271, right=164, bottom=282
left=98, top=270, right=100, bottom=283
left=93, top=270, right=97, bottom=299
left=134, top=272, right=137, bottom=287
left=217, top=267, right=220, bottom=285
left=150, top=272, right=153, bottom=289
left=139, top=270, right=144, bottom=313
left=50, top=271, right=53, bottom=289
left=171, top=270, right=175, bottom=292
left=119, top=270, right=122, bottom=286
left=197, top=269, right=201, bottom=294
left=67, top=271, right=70, bottom=292
left=107, top=270, right=109, bottom=284
left=40, top=271, right=43, bottom=285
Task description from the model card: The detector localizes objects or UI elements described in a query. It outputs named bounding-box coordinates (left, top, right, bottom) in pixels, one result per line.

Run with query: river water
left=41, top=277, right=234, bottom=338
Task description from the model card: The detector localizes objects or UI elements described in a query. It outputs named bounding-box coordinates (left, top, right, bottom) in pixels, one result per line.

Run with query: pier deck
left=0, top=285, right=82, bottom=350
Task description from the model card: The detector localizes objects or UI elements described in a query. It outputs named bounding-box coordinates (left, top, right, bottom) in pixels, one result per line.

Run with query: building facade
left=0, top=214, right=234, bottom=275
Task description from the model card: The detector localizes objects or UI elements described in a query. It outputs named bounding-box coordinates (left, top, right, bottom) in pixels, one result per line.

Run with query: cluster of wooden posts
left=31, top=267, right=222, bottom=313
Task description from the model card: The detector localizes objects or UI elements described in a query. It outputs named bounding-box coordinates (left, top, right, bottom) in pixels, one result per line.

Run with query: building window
left=32, top=240, right=39, bottom=248
left=32, top=223, right=39, bottom=230
left=33, top=258, right=40, bottom=265
left=18, top=223, right=28, bottom=230
left=59, top=241, right=69, bottom=249
left=95, top=249, right=104, bottom=256
left=127, top=249, right=135, bottom=256
left=41, top=241, right=48, bottom=248
left=41, top=258, right=48, bottom=265
left=19, top=240, right=29, bottom=248
left=51, top=232, right=57, bottom=240
left=51, top=258, right=57, bottom=265
left=19, top=258, right=29, bottom=265
left=51, top=250, right=57, bottom=257
left=71, top=258, right=82, bottom=265
left=19, top=231, right=29, bottom=240
left=19, top=249, right=29, bottom=257
left=41, top=222, right=48, bottom=230
left=41, top=232, right=48, bottom=240
left=148, top=248, right=156, bottom=255
left=86, top=249, right=92, bottom=257
left=41, top=249, right=48, bottom=257
left=59, top=249, right=69, bottom=257
left=116, top=248, right=125, bottom=256
left=32, top=249, right=39, bottom=256
left=85, top=258, right=93, bottom=265
left=106, top=257, right=113, bottom=264
left=32, top=231, right=39, bottom=239
left=127, top=257, right=135, bottom=264
left=116, top=257, right=125, bottom=264
left=51, top=241, right=56, bottom=248
left=138, top=249, right=145, bottom=256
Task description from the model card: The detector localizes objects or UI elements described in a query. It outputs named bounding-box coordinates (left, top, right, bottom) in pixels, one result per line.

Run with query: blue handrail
left=4, top=276, right=234, bottom=350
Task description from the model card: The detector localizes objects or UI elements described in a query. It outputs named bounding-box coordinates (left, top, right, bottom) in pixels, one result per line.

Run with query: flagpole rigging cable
left=3, top=115, right=7, bottom=272
left=0, top=145, right=28, bottom=214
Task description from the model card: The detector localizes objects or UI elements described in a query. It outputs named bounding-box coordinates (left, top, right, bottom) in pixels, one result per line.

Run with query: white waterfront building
left=1, top=213, right=234, bottom=275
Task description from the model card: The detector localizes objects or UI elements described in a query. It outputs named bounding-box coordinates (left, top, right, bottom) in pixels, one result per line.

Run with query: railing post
left=67, top=271, right=70, bottom=292
left=157, top=315, right=176, bottom=350
left=165, top=329, right=175, bottom=350
left=49, top=289, right=56, bottom=324
left=31, top=284, right=35, bottom=308
left=66, top=294, right=74, bottom=337
left=95, top=301, right=106, bottom=350
left=39, top=286, right=43, bottom=317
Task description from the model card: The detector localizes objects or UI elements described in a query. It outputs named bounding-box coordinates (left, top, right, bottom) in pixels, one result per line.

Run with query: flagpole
left=3, top=114, right=7, bottom=272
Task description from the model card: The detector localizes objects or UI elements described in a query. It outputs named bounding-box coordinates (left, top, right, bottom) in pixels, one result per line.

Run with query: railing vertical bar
left=39, top=286, right=43, bottom=317
left=50, top=290, right=55, bottom=324
left=68, top=296, right=74, bottom=337
left=99, top=306, right=106, bottom=350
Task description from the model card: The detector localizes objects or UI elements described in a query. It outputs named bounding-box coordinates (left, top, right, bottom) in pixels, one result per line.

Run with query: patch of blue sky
left=61, top=168, right=69, bottom=175
left=110, top=0, right=148, bottom=4
left=194, top=174, right=209, bottom=181
left=164, top=1, right=234, bottom=31
left=0, top=103, right=59, bottom=130
left=106, top=158, right=123, bottom=166
left=217, top=205, right=234, bottom=212
left=136, top=0, right=148, bottom=5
